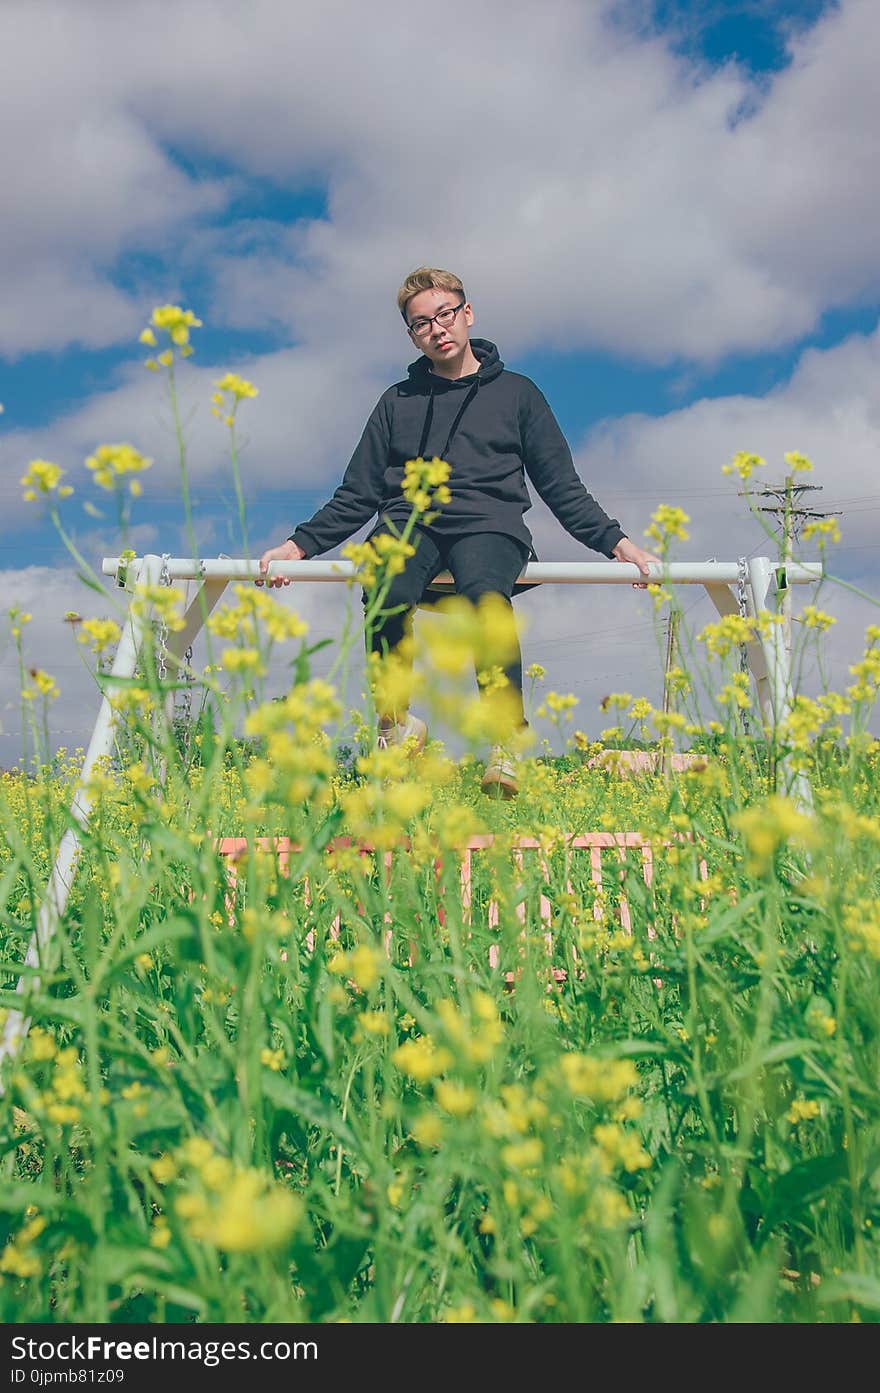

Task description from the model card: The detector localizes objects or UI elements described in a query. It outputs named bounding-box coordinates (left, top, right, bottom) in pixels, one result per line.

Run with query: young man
left=258, top=267, right=656, bottom=797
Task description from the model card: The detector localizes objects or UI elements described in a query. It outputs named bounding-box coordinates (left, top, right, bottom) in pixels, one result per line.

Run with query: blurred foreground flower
left=21, top=459, right=72, bottom=502
left=722, top=451, right=765, bottom=481
left=86, top=443, right=152, bottom=495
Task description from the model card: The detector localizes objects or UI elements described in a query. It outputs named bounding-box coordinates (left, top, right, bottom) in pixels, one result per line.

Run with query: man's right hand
left=256, top=539, right=306, bottom=587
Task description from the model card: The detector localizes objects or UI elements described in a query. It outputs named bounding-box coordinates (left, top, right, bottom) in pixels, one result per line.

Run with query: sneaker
left=377, top=712, right=428, bottom=753
left=481, top=746, right=519, bottom=798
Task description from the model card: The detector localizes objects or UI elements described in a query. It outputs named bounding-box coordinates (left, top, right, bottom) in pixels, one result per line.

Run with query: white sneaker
left=481, top=746, right=519, bottom=798
left=377, top=712, right=428, bottom=753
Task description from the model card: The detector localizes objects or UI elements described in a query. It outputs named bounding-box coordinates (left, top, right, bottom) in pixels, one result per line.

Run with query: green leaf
left=0, top=991, right=85, bottom=1026
left=821, top=1271, right=880, bottom=1310
left=612, top=1039, right=672, bottom=1060
left=765, top=1151, right=850, bottom=1223
left=99, top=1243, right=174, bottom=1286
left=261, top=1074, right=359, bottom=1154
left=100, top=918, right=199, bottom=977
left=75, top=569, right=111, bottom=596
left=0, top=1184, right=79, bottom=1214
left=291, top=638, right=333, bottom=686
left=725, top=1038, right=818, bottom=1082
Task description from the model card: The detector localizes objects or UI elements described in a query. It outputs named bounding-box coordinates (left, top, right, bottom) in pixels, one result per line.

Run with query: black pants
left=363, top=528, right=529, bottom=722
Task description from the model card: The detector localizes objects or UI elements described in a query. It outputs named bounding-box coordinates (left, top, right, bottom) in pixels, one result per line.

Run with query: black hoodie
left=290, top=339, right=626, bottom=561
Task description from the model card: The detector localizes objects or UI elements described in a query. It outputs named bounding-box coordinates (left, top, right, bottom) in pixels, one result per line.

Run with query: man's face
left=404, top=286, right=474, bottom=367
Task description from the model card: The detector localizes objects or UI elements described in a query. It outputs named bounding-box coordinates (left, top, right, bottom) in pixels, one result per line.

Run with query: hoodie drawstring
left=417, top=377, right=481, bottom=463
left=416, top=383, right=436, bottom=459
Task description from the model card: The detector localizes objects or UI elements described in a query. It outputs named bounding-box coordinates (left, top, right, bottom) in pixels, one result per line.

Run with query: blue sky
left=2, top=0, right=878, bottom=761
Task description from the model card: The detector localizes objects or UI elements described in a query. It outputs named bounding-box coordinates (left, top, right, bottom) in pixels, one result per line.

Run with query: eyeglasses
left=407, top=301, right=466, bottom=338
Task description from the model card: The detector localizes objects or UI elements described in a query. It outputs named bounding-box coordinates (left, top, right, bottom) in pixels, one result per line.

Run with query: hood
left=406, top=337, right=504, bottom=388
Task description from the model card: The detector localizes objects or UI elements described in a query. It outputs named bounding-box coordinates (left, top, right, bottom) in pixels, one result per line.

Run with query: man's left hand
left=611, top=537, right=661, bottom=589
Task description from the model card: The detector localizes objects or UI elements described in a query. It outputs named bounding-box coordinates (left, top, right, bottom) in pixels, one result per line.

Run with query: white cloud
left=2, top=0, right=878, bottom=763
left=2, top=0, right=879, bottom=363
left=568, top=318, right=880, bottom=569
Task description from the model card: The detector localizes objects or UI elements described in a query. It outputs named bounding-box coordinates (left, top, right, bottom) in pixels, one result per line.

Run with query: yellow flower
left=593, top=1121, right=651, bottom=1173
left=357, top=1010, right=391, bottom=1037
left=445, top=1303, right=477, bottom=1323
left=178, top=1166, right=302, bottom=1253
left=22, top=669, right=59, bottom=702
left=697, top=614, right=757, bottom=659
left=27, top=1028, right=57, bottom=1062
left=802, top=517, right=841, bottom=545
left=20, top=458, right=73, bottom=502
left=150, top=1154, right=177, bottom=1185
left=436, top=994, right=504, bottom=1064
left=220, top=646, right=266, bottom=676
left=402, top=455, right=452, bottom=511
left=411, top=1111, right=444, bottom=1147
left=560, top=1053, right=637, bottom=1102
left=260, top=1047, right=286, bottom=1071
left=434, top=1080, right=477, bottom=1116
left=627, top=696, right=653, bottom=721
left=536, top=689, right=579, bottom=722
left=787, top=1098, right=821, bottom=1124
left=149, top=305, right=202, bottom=348
left=372, top=532, right=416, bottom=576
left=800, top=605, right=835, bottom=632
left=645, top=504, right=690, bottom=548
left=214, top=372, right=258, bottom=400
left=392, top=1035, right=453, bottom=1082
left=501, top=1138, right=543, bottom=1171
left=735, top=795, right=818, bottom=873
left=77, top=618, right=122, bottom=654
left=8, top=607, right=32, bottom=639
left=784, top=451, right=813, bottom=474
left=85, top=443, right=152, bottom=492
left=150, top=1217, right=172, bottom=1249
left=347, top=944, right=385, bottom=992
left=0, top=1244, right=40, bottom=1278
left=131, top=584, right=185, bottom=632
left=722, top=451, right=765, bottom=481
left=341, top=540, right=381, bottom=588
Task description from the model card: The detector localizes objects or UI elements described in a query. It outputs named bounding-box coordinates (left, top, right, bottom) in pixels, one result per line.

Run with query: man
left=258, top=266, right=656, bottom=797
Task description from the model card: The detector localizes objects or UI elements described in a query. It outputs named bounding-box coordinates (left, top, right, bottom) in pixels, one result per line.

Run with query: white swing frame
left=0, top=552, right=822, bottom=1083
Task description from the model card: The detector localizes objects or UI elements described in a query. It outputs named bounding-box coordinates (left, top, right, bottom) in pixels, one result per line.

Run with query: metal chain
left=157, top=553, right=172, bottom=682
left=180, top=643, right=194, bottom=727
left=736, top=556, right=753, bottom=738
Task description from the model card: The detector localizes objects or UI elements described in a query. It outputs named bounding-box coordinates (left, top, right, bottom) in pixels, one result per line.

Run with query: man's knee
left=361, top=574, right=422, bottom=612
left=456, top=581, right=515, bottom=607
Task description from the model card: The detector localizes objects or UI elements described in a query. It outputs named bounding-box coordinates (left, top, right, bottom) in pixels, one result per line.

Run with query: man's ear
left=464, top=301, right=474, bottom=325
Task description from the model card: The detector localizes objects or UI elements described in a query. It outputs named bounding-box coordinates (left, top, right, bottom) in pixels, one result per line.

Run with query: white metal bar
left=0, top=555, right=162, bottom=1088
left=747, top=556, right=814, bottom=809
left=748, top=557, right=791, bottom=724
left=102, top=557, right=824, bottom=587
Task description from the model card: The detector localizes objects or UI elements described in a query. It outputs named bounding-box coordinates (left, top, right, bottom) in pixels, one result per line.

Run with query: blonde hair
left=397, top=266, right=466, bottom=320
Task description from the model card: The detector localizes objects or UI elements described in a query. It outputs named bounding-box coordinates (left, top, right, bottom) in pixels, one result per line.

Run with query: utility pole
left=741, top=477, right=841, bottom=664
left=661, top=609, right=680, bottom=716
left=659, top=608, right=680, bottom=776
